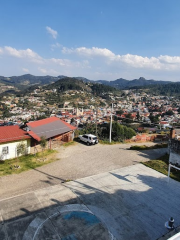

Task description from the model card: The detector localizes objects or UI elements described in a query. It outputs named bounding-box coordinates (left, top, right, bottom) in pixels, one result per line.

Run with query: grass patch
left=63, top=141, right=76, bottom=147
left=130, top=143, right=168, bottom=150
left=0, top=149, right=57, bottom=176
left=99, top=140, right=122, bottom=145
left=142, top=154, right=180, bottom=182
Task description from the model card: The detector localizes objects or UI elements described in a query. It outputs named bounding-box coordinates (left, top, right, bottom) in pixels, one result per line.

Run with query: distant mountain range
left=0, top=74, right=174, bottom=92
left=95, top=77, right=171, bottom=89
left=0, top=74, right=65, bottom=86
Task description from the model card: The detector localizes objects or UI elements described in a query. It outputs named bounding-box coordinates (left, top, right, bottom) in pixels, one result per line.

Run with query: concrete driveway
left=0, top=142, right=167, bottom=200
left=0, top=164, right=180, bottom=240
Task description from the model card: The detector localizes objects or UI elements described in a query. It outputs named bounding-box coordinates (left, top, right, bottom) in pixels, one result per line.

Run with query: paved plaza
left=0, top=142, right=167, bottom=200
left=0, top=164, right=180, bottom=240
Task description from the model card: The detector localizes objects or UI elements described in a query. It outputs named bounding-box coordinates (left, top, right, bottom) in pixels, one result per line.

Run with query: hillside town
left=1, top=79, right=180, bottom=240
left=2, top=0, right=180, bottom=239
left=1, top=86, right=180, bottom=131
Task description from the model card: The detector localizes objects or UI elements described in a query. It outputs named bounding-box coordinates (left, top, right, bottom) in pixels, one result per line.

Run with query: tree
left=165, top=110, right=174, bottom=116
left=136, top=111, right=140, bottom=120
left=16, top=142, right=26, bottom=158
left=40, top=136, right=47, bottom=151
left=116, top=110, right=123, bottom=115
left=70, top=118, right=75, bottom=124
left=2, top=105, right=11, bottom=119
left=125, top=128, right=136, bottom=139
left=122, top=113, right=133, bottom=123
left=111, top=122, right=136, bottom=142
left=113, top=115, right=118, bottom=121
left=149, top=113, right=160, bottom=123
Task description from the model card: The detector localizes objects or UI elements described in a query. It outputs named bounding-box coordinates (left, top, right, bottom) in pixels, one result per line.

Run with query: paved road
left=0, top=142, right=167, bottom=200
left=1, top=164, right=180, bottom=240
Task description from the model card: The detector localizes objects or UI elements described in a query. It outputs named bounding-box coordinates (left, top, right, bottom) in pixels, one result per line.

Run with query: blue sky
left=1, top=0, right=180, bottom=81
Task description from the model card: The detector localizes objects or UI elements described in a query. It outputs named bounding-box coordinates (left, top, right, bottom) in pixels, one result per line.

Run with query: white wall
left=0, top=139, right=31, bottom=160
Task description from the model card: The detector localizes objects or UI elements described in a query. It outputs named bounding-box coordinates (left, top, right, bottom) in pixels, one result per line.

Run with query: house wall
left=52, top=131, right=74, bottom=142
left=30, top=131, right=74, bottom=154
left=0, top=139, right=31, bottom=160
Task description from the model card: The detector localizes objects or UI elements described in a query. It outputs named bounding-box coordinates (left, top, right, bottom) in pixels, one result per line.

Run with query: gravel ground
left=0, top=142, right=167, bottom=200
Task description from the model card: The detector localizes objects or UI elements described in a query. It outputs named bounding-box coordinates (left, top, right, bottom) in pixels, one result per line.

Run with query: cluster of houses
left=0, top=117, right=76, bottom=160
left=1, top=86, right=180, bottom=161
left=1, top=114, right=180, bottom=161
left=1, top=91, right=180, bottom=128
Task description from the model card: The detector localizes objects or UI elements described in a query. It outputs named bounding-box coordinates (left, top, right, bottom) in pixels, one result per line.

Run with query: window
left=83, top=135, right=88, bottom=139
left=2, top=146, right=9, bottom=155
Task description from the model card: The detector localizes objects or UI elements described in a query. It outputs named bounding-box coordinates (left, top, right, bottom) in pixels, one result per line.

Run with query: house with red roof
left=0, top=125, right=31, bottom=160
left=159, top=121, right=170, bottom=129
left=26, top=117, right=77, bottom=146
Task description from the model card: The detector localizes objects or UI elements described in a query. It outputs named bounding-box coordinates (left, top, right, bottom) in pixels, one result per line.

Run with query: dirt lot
left=0, top=142, right=167, bottom=200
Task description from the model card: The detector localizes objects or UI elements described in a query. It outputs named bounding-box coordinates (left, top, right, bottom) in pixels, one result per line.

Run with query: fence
left=30, top=139, right=64, bottom=154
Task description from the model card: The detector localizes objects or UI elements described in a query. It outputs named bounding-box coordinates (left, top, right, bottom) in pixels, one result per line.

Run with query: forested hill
left=96, top=77, right=171, bottom=89
left=144, top=82, right=180, bottom=96
left=0, top=74, right=178, bottom=97
left=44, top=77, right=118, bottom=95
left=0, top=74, right=174, bottom=94
left=0, top=74, right=57, bottom=86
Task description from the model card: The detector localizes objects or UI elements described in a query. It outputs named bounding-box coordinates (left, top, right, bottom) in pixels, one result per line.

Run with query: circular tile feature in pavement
left=23, top=205, right=113, bottom=240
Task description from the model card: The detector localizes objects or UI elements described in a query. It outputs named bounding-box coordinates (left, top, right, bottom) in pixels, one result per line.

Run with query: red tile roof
left=0, top=125, right=31, bottom=144
left=28, top=116, right=59, bottom=127
left=28, top=116, right=76, bottom=130
left=28, top=131, right=41, bottom=141
left=160, top=121, right=169, bottom=124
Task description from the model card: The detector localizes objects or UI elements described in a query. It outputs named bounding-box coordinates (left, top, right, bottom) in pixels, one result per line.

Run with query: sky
left=1, top=0, right=180, bottom=81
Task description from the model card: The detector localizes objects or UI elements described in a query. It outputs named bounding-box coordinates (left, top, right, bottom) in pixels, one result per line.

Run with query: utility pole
left=95, top=106, right=98, bottom=136
left=109, top=103, right=113, bottom=143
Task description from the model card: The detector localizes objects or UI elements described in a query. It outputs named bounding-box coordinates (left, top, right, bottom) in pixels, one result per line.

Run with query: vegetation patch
left=63, top=141, right=77, bottom=147
left=99, top=140, right=120, bottom=145
left=130, top=143, right=168, bottom=150
left=75, top=122, right=136, bottom=143
left=0, top=149, right=57, bottom=176
left=142, top=154, right=180, bottom=182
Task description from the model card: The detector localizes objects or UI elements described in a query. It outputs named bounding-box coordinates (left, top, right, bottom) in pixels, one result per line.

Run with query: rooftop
left=0, top=125, right=31, bottom=144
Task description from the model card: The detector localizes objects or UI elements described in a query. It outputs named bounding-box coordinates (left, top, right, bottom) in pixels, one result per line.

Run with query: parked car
left=79, top=134, right=98, bottom=145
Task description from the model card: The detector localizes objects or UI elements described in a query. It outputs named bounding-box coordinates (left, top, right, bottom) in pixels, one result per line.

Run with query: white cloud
left=4, top=46, right=43, bottom=63
left=38, top=67, right=62, bottom=75
left=62, top=46, right=180, bottom=71
left=1, top=45, right=180, bottom=80
left=158, top=55, right=180, bottom=64
left=51, top=42, right=61, bottom=51
left=62, top=47, right=115, bottom=59
left=38, top=67, right=47, bottom=74
left=22, top=68, right=29, bottom=73
left=116, top=54, right=161, bottom=69
left=46, top=26, right=58, bottom=39
left=50, top=58, right=72, bottom=66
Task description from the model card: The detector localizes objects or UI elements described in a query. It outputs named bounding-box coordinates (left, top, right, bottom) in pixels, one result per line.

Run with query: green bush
left=130, top=143, right=168, bottom=150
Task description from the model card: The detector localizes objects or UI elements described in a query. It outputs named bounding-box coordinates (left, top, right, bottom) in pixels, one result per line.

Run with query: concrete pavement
left=0, top=142, right=168, bottom=200
left=0, top=164, right=180, bottom=240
